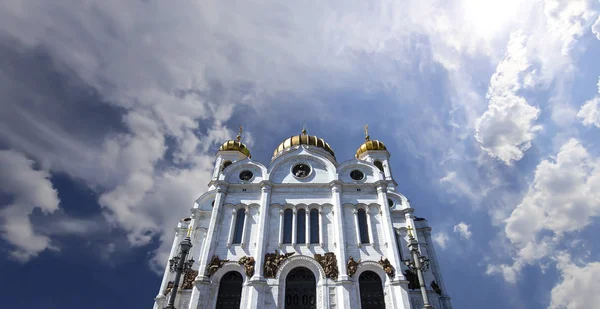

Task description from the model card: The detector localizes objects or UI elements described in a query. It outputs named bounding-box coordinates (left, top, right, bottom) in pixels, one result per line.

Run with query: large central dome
left=272, top=129, right=335, bottom=159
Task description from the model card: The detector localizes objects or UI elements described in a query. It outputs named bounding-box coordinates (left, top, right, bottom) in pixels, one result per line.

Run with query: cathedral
left=153, top=127, right=452, bottom=309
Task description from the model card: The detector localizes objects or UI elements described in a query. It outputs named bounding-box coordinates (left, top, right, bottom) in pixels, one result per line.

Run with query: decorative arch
left=267, top=147, right=338, bottom=181
left=277, top=255, right=325, bottom=309
left=207, top=262, right=247, bottom=309
left=277, top=255, right=326, bottom=281
left=222, top=158, right=267, bottom=183
left=354, top=261, right=388, bottom=285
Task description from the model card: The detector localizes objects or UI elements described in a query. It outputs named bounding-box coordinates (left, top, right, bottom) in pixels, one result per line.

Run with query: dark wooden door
left=215, top=271, right=243, bottom=309
left=285, top=267, right=316, bottom=309
left=359, top=271, right=385, bottom=309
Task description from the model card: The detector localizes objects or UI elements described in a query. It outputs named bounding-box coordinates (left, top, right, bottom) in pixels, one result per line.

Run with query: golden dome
left=355, top=125, right=387, bottom=158
left=219, top=126, right=251, bottom=158
left=273, top=129, right=335, bottom=159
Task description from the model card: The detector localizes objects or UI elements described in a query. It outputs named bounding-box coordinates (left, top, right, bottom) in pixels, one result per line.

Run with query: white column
left=291, top=208, right=297, bottom=247
left=366, top=206, right=376, bottom=246
left=423, top=227, right=452, bottom=309
left=196, top=185, right=227, bottom=281
left=153, top=221, right=187, bottom=309
left=254, top=182, right=272, bottom=280
left=318, top=208, right=324, bottom=247
left=227, top=208, right=236, bottom=247
left=353, top=209, right=361, bottom=247
left=278, top=209, right=284, bottom=247
left=241, top=206, right=249, bottom=248
left=376, top=182, right=404, bottom=281
left=305, top=207, right=310, bottom=246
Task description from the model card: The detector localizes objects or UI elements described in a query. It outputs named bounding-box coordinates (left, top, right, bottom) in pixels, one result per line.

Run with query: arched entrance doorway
left=285, top=267, right=316, bottom=309
left=215, top=271, right=243, bottom=309
left=359, top=271, right=385, bottom=309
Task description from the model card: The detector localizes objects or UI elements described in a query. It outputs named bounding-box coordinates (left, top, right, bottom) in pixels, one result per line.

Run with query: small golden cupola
left=355, top=125, right=387, bottom=158
left=272, top=127, right=335, bottom=160
left=219, top=126, right=251, bottom=158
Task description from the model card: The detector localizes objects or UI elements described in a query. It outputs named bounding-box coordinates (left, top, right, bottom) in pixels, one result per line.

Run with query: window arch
left=283, top=209, right=293, bottom=244
left=310, top=209, right=319, bottom=244
left=297, top=209, right=306, bottom=244
left=357, top=209, right=370, bottom=244
left=215, top=271, right=243, bottom=309
left=359, top=271, right=385, bottom=309
left=232, top=208, right=245, bottom=244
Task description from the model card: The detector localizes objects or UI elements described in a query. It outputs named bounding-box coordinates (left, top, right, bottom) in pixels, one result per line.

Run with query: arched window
left=285, top=267, right=316, bottom=309
left=232, top=208, right=245, bottom=244
left=374, top=161, right=384, bottom=173
left=357, top=209, right=370, bottom=244
left=215, top=271, right=243, bottom=309
left=310, top=209, right=319, bottom=244
left=359, top=271, right=385, bottom=309
left=283, top=209, right=293, bottom=244
left=297, top=209, right=306, bottom=244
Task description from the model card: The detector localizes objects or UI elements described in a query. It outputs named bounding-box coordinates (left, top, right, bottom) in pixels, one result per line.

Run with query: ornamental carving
left=264, top=251, right=295, bottom=278
left=238, top=256, right=256, bottom=277
left=182, top=269, right=198, bottom=289
left=403, top=269, right=419, bottom=290
left=378, top=256, right=395, bottom=278
left=347, top=256, right=360, bottom=277
left=205, top=255, right=229, bottom=277
left=164, top=281, right=173, bottom=295
left=315, top=252, right=338, bottom=280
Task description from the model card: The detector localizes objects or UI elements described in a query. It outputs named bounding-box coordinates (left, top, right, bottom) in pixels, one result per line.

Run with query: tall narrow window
left=310, top=209, right=319, bottom=244
left=233, top=208, right=245, bottom=244
left=374, top=161, right=384, bottom=173
left=357, top=209, right=370, bottom=244
left=297, top=209, right=306, bottom=244
left=283, top=209, right=293, bottom=244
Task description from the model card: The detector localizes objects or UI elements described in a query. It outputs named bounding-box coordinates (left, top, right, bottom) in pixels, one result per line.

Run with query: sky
left=0, top=0, right=600, bottom=308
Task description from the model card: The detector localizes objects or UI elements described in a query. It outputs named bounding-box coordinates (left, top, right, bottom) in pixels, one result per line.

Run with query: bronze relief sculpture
left=315, top=252, right=338, bottom=280
left=238, top=256, right=256, bottom=277
left=182, top=269, right=198, bottom=289
left=264, top=251, right=295, bottom=278
left=205, top=255, right=229, bottom=277
left=347, top=256, right=360, bottom=277
left=378, top=256, right=395, bottom=278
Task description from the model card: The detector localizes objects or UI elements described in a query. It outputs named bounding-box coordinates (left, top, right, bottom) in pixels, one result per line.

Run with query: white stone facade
left=153, top=139, right=452, bottom=309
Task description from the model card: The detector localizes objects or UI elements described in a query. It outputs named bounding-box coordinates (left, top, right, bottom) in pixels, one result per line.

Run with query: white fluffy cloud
left=549, top=254, right=600, bottom=309
left=0, top=150, right=60, bottom=261
left=475, top=31, right=542, bottom=165
left=453, top=222, right=472, bottom=239
left=577, top=78, right=600, bottom=128
left=433, top=232, right=449, bottom=249
left=592, top=15, right=600, bottom=40
left=489, top=139, right=600, bottom=283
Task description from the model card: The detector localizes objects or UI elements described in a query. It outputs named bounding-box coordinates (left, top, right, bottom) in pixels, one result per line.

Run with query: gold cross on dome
left=364, top=124, right=370, bottom=141
left=236, top=125, right=243, bottom=142
left=406, top=225, right=414, bottom=237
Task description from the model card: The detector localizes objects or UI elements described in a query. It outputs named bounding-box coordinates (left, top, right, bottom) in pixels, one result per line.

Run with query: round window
left=222, top=161, right=232, bottom=170
left=350, top=170, right=365, bottom=180
left=388, top=198, right=394, bottom=208
left=239, top=170, right=254, bottom=181
left=292, top=163, right=311, bottom=178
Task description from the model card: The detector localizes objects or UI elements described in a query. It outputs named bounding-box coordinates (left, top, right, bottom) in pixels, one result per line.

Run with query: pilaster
left=376, top=182, right=405, bottom=282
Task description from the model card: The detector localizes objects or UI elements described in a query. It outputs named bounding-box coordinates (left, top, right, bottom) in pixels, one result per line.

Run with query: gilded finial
left=406, top=225, right=414, bottom=238
left=236, top=125, right=243, bottom=142
left=364, top=124, right=370, bottom=141
left=302, top=122, right=307, bottom=135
